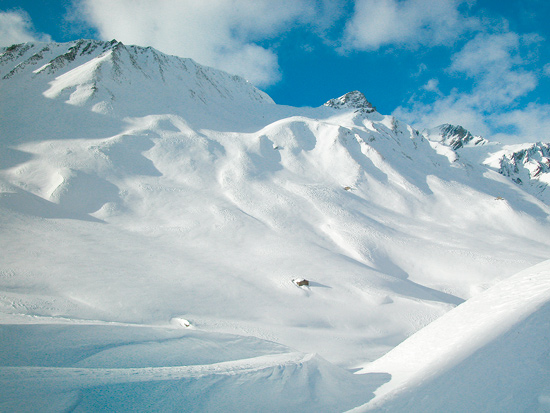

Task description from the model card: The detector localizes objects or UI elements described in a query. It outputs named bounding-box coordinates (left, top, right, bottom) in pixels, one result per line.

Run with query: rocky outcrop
left=324, top=90, right=376, bottom=113
left=424, top=124, right=488, bottom=150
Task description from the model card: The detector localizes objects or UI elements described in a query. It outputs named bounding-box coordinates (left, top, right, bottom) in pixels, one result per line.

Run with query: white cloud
left=342, top=0, right=478, bottom=51
left=413, top=63, right=428, bottom=78
left=491, top=103, right=550, bottom=142
left=393, top=90, right=493, bottom=137
left=449, top=33, right=518, bottom=76
left=450, top=33, right=537, bottom=110
left=76, top=0, right=336, bottom=87
left=393, top=32, right=545, bottom=143
left=423, top=78, right=441, bottom=94
left=0, top=10, right=51, bottom=47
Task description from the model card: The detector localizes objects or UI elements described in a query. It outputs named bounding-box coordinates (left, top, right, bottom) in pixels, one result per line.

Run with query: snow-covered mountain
left=425, top=123, right=550, bottom=204
left=424, top=123, right=488, bottom=150
left=0, top=39, right=273, bottom=144
left=1, top=40, right=549, bottom=411
left=483, top=142, right=550, bottom=204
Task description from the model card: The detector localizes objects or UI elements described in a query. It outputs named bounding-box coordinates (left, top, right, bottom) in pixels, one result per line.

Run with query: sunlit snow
left=1, top=40, right=549, bottom=412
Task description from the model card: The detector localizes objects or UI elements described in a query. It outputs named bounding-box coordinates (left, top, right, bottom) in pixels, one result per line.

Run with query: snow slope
left=353, top=259, right=550, bottom=412
left=1, top=40, right=549, bottom=411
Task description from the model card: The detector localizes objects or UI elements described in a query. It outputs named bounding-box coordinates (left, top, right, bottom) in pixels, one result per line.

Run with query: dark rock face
left=433, top=124, right=487, bottom=150
left=324, top=91, right=376, bottom=113
left=497, top=143, right=550, bottom=179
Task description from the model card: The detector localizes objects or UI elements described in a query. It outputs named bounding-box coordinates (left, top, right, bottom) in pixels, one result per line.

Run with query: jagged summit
left=496, top=142, right=550, bottom=181
left=424, top=123, right=488, bottom=150
left=423, top=123, right=550, bottom=203
left=484, top=142, right=550, bottom=203
left=324, top=90, right=376, bottom=113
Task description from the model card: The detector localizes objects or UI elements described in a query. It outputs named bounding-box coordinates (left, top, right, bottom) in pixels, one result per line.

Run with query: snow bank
left=353, top=259, right=550, bottom=412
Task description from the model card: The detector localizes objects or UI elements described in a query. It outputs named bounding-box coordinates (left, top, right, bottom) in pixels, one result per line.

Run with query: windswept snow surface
left=1, top=40, right=550, bottom=411
left=0, top=324, right=386, bottom=412
left=353, top=259, right=550, bottom=412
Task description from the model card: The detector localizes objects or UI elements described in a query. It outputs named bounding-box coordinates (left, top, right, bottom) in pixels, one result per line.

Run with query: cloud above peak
left=393, top=31, right=544, bottom=142
left=4, top=1, right=548, bottom=143
left=76, top=0, right=328, bottom=87
left=0, top=10, right=51, bottom=47
left=73, top=0, right=481, bottom=86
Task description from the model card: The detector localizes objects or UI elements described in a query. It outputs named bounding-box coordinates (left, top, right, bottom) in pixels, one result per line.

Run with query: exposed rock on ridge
left=324, top=90, right=376, bottom=113
left=424, top=123, right=550, bottom=204
left=424, top=123, right=488, bottom=150
left=484, top=142, right=550, bottom=203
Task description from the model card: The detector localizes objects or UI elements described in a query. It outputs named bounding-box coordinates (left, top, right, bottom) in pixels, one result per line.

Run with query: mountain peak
left=0, top=39, right=274, bottom=127
left=425, top=123, right=488, bottom=150
left=324, top=90, right=376, bottom=113
left=484, top=142, right=550, bottom=202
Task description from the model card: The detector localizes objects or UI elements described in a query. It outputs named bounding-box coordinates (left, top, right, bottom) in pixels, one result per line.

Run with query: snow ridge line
left=0, top=352, right=312, bottom=386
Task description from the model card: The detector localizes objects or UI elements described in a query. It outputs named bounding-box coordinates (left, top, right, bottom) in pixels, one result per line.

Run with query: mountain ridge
left=0, top=39, right=275, bottom=140
left=1, top=39, right=272, bottom=103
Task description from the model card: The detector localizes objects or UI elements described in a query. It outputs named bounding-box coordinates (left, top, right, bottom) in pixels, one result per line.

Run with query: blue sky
left=1, top=0, right=550, bottom=143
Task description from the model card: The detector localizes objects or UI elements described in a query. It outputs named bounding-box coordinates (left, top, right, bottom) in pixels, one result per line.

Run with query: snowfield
left=1, top=40, right=549, bottom=411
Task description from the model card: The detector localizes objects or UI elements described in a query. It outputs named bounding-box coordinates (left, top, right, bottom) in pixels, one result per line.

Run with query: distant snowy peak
left=424, top=124, right=488, bottom=150
left=423, top=124, right=550, bottom=203
left=485, top=142, right=550, bottom=198
left=0, top=39, right=274, bottom=118
left=324, top=91, right=376, bottom=113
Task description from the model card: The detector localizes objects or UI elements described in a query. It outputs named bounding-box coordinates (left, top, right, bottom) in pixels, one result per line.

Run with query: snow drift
left=0, top=324, right=386, bottom=412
